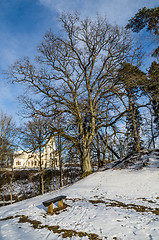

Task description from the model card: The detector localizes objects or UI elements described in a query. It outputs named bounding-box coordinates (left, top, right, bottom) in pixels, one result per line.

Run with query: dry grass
left=89, top=198, right=159, bottom=215
left=0, top=214, right=103, bottom=239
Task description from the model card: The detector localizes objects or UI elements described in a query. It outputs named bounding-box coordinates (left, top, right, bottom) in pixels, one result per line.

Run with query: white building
left=13, top=137, right=59, bottom=169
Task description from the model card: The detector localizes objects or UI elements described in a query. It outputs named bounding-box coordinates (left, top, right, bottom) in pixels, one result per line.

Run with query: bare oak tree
left=0, top=112, right=17, bottom=168
left=20, top=116, right=49, bottom=194
left=10, top=12, right=137, bottom=175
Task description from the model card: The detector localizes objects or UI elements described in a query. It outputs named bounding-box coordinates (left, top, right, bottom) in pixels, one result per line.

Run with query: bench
left=43, top=195, right=66, bottom=214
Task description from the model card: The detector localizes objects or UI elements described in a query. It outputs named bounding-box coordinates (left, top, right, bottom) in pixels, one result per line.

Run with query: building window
left=31, top=161, right=33, bottom=167
left=35, top=161, right=37, bottom=166
left=16, top=161, right=21, bottom=166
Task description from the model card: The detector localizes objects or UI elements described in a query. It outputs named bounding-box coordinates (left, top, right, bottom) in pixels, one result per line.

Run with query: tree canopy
left=126, top=6, right=159, bottom=58
left=126, top=6, right=159, bottom=35
left=10, top=12, right=141, bottom=174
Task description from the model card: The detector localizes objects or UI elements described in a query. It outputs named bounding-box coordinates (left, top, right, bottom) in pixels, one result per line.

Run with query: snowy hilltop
left=0, top=151, right=159, bottom=240
left=103, top=149, right=159, bottom=170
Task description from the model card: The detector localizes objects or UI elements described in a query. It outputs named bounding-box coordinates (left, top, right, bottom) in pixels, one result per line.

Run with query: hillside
left=0, top=151, right=159, bottom=240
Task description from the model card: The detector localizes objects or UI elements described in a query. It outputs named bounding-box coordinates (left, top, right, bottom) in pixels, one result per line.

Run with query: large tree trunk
left=80, top=143, right=92, bottom=175
left=132, top=117, right=141, bottom=152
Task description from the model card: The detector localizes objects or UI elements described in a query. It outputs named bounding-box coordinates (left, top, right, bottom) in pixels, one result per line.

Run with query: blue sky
left=0, top=0, right=158, bottom=124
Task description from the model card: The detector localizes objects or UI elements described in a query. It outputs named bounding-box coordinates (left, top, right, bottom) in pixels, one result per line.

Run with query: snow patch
left=0, top=151, right=159, bottom=239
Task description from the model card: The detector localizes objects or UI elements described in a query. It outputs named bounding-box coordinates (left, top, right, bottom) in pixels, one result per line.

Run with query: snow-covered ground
left=0, top=153, right=159, bottom=239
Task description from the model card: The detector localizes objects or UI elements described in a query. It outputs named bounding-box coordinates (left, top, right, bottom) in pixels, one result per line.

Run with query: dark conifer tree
left=117, top=62, right=146, bottom=153
left=126, top=6, right=159, bottom=58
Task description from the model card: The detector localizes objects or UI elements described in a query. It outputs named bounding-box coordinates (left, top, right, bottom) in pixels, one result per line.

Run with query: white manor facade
left=13, top=137, right=59, bottom=169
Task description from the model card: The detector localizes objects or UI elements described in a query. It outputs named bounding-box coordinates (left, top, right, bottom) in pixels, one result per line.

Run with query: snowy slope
left=103, top=149, right=159, bottom=170
left=0, top=157, right=159, bottom=239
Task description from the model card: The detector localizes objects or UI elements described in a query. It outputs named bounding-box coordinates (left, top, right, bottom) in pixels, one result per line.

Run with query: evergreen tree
left=126, top=7, right=159, bottom=146
left=126, top=6, right=159, bottom=58
left=117, top=62, right=146, bottom=153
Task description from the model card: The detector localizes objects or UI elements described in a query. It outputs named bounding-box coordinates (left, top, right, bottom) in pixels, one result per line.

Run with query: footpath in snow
left=0, top=151, right=159, bottom=240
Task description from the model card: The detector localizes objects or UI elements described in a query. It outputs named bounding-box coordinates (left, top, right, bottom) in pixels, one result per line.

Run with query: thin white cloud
left=39, top=0, right=78, bottom=12
left=39, top=0, right=158, bottom=26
